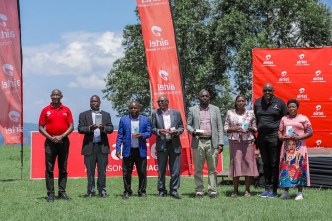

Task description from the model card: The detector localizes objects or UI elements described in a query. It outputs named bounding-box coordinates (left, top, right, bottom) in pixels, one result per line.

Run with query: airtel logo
left=159, top=70, right=169, bottom=81
left=281, top=71, right=287, bottom=77
left=315, top=105, right=322, bottom=111
left=151, top=26, right=162, bottom=37
left=2, top=64, right=14, bottom=77
left=9, top=111, right=20, bottom=123
left=315, top=70, right=321, bottom=76
left=265, top=54, right=271, bottom=60
left=0, top=13, right=7, bottom=27
left=299, top=54, right=305, bottom=60
left=299, top=88, right=305, bottom=94
left=316, top=140, right=322, bottom=146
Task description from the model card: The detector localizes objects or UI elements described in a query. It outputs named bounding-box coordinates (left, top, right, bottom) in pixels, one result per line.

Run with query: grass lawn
left=0, top=145, right=331, bottom=221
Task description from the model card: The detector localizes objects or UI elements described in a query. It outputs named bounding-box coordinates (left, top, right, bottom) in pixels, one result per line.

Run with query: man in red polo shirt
left=39, top=89, right=74, bottom=202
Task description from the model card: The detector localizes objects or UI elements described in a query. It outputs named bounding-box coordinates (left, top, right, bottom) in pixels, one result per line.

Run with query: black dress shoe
left=138, top=192, right=147, bottom=197
left=122, top=192, right=130, bottom=199
left=47, top=194, right=54, bottom=202
left=87, top=192, right=95, bottom=198
left=99, top=192, right=108, bottom=198
left=58, top=192, right=69, bottom=200
left=170, top=191, right=180, bottom=199
left=158, top=191, right=167, bottom=197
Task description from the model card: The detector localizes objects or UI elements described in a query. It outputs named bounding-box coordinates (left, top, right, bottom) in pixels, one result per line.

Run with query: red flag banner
left=136, top=0, right=223, bottom=175
left=0, top=0, right=23, bottom=144
left=253, top=48, right=332, bottom=148
left=136, top=0, right=192, bottom=175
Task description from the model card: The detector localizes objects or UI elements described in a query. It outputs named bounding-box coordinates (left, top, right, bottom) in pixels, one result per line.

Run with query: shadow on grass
left=0, top=179, right=20, bottom=182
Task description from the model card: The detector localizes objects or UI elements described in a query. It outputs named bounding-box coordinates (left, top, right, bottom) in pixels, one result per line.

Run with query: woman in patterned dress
left=278, top=99, right=313, bottom=200
left=224, top=95, right=258, bottom=197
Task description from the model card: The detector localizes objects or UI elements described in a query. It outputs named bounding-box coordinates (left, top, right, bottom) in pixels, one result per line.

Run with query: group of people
left=225, top=83, right=312, bottom=200
left=38, top=84, right=312, bottom=202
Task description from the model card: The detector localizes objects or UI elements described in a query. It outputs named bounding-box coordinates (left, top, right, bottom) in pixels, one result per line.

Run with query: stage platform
left=308, top=148, right=332, bottom=188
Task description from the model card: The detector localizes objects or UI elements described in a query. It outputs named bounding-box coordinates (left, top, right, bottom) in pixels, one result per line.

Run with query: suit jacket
left=186, top=104, right=224, bottom=149
left=116, top=114, right=152, bottom=158
left=78, top=110, right=114, bottom=155
left=151, top=108, right=184, bottom=153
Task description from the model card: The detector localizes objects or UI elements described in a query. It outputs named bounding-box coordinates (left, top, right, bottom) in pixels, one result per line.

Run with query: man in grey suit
left=186, top=89, right=224, bottom=198
left=152, top=95, right=184, bottom=199
left=78, top=95, right=114, bottom=198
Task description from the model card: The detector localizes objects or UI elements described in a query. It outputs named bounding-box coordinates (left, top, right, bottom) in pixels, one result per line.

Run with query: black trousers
left=45, top=138, right=69, bottom=196
left=84, top=143, right=108, bottom=195
left=157, top=141, right=181, bottom=194
left=122, top=148, right=147, bottom=194
left=256, top=132, right=282, bottom=192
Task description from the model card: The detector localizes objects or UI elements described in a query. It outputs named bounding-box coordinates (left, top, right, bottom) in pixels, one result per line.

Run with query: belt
left=199, top=136, right=212, bottom=140
left=93, top=142, right=102, bottom=145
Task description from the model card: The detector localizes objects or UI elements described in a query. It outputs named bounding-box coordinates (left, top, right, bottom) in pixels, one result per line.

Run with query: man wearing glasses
left=151, top=96, right=184, bottom=199
left=254, top=83, right=287, bottom=198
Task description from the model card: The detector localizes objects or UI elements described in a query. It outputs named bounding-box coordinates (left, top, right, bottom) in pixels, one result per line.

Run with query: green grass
left=0, top=145, right=331, bottom=221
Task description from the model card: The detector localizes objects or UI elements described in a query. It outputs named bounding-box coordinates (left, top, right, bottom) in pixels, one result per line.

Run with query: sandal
left=244, top=191, right=251, bottom=197
left=230, top=192, right=238, bottom=198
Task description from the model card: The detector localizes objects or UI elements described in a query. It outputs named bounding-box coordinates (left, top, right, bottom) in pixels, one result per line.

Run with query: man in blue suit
left=116, top=101, right=152, bottom=198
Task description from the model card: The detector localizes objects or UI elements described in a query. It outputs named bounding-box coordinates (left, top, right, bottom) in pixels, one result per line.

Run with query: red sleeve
left=38, top=107, right=47, bottom=126
left=66, top=108, right=74, bottom=124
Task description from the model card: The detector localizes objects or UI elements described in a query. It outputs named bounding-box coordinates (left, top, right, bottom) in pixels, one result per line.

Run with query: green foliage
left=103, top=0, right=332, bottom=115
left=211, top=0, right=332, bottom=101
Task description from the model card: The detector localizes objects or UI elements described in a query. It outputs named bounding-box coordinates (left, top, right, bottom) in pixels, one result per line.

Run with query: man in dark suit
left=78, top=95, right=113, bottom=198
left=152, top=95, right=184, bottom=199
left=116, top=101, right=152, bottom=199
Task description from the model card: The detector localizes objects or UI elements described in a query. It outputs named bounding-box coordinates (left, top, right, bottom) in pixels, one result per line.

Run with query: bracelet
left=61, top=134, right=65, bottom=139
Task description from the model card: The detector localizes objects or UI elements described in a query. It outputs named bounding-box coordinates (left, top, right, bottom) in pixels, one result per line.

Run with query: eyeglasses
left=263, top=89, right=273, bottom=92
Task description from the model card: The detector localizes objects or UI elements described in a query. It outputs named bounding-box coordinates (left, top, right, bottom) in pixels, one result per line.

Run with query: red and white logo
left=312, top=70, right=325, bottom=83
left=316, top=105, right=321, bottom=111
left=151, top=26, right=162, bottom=37
left=2, top=64, right=14, bottom=77
left=297, top=88, right=309, bottom=100
left=8, top=111, right=20, bottom=123
left=296, top=53, right=309, bottom=66
left=278, top=70, right=291, bottom=83
left=159, top=70, right=169, bottom=81
left=0, top=13, right=7, bottom=27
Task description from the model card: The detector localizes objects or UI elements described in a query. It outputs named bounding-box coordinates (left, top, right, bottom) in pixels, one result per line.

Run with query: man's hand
left=159, top=129, right=170, bottom=135
left=132, top=133, right=143, bottom=138
left=90, top=124, right=98, bottom=131
left=217, top=145, right=224, bottom=154
left=116, top=152, right=121, bottom=159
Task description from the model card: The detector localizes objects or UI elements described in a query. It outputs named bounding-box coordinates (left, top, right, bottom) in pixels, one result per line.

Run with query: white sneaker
left=295, top=192, right=304, bottom=201
left=279, top=191, right=290, bottom=200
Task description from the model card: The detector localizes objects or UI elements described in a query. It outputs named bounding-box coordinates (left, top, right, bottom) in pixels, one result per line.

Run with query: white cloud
left=23, top=31, right=124, bottom=78
left=69, top=74, right=106, bottom=89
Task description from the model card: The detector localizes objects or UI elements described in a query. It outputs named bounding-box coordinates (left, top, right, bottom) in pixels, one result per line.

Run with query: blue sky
left=20, top=0, right=137, bottom=127
left=19, top=0, right=332, bottom=127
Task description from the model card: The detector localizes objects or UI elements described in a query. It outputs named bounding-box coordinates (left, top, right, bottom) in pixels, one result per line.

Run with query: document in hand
left=95, top=113, right=102, bottom=125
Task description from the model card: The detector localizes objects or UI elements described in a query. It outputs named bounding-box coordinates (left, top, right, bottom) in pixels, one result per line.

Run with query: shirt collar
left=50, top=103, right=63, bottom=109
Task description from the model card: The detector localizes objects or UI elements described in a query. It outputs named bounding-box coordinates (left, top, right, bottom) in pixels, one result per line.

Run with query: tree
left=103, top=0, right=332, bottom=116
left=210, top=0, right=332, bottom=101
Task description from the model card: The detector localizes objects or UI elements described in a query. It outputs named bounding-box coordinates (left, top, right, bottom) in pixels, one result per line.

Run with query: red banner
left=136, top=0, right=193, bottom=174
left=0, top=0, right=23, bottom=144
left=30, top=131, right=223, bottom=179
left=253, top=48, right=332, bottom=148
